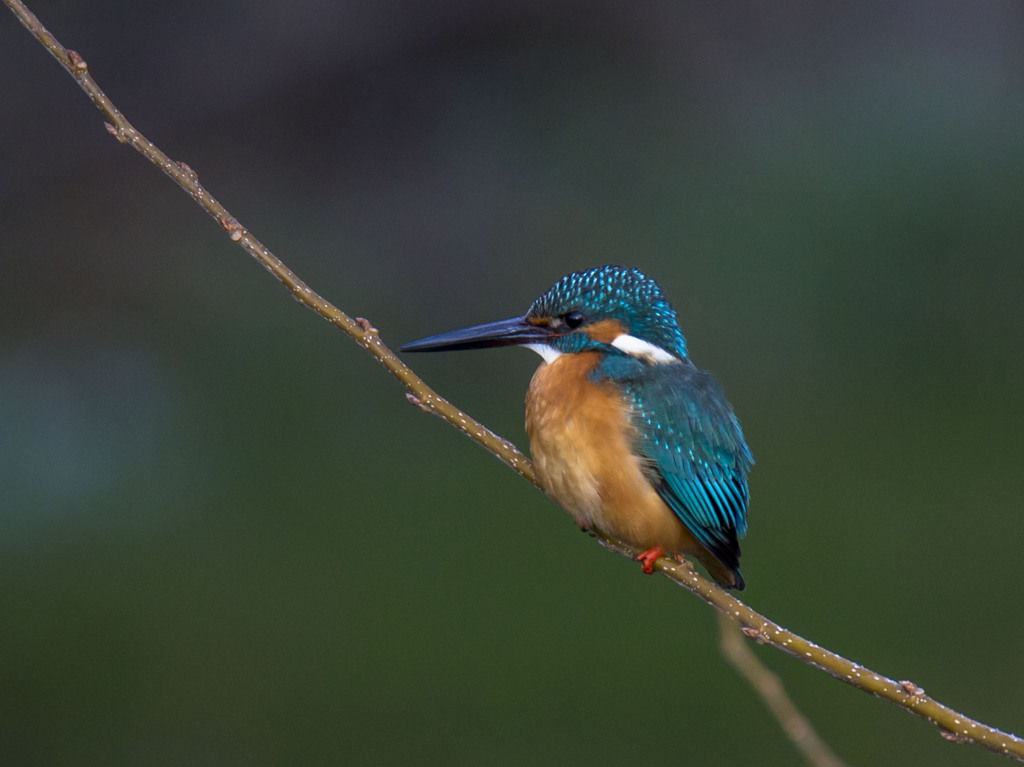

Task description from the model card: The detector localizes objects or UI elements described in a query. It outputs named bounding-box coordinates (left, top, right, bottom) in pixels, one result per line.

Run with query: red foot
left=636, top=546, right=664, bottom=575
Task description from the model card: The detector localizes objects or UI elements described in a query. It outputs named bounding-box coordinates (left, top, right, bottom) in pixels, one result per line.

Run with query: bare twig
left=718, top=613, right=848, bottom=767
left=5, top=0, right=1023, bottom=761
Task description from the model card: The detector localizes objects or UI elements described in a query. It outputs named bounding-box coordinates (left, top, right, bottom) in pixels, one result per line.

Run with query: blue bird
left=401, top=266, right=753, bottom=589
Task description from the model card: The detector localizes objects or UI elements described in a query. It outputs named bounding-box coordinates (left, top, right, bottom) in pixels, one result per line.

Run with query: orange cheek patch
left=584, top=319, right=626, bottom=344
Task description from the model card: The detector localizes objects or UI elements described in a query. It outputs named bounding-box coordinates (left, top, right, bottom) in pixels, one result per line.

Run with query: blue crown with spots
left=527, top=266, right=688, bottom=358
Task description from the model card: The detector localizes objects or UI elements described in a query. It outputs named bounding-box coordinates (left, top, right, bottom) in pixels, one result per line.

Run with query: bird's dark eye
left=564, top=311, right=587, bottom=329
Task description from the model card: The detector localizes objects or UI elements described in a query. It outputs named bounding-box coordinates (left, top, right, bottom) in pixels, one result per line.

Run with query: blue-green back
left=592, top=355, right=753, bottom=577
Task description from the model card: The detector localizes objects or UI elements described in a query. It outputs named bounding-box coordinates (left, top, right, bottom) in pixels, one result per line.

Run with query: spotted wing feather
left=594, top=356, right=753, bottom=581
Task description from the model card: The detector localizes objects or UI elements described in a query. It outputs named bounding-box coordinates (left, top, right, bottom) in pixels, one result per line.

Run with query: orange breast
left=524, top=353, right=702, bottom=558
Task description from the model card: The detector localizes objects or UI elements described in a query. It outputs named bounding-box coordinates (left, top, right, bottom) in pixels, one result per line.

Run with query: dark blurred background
left=2, top=1, right=1023, bottom=765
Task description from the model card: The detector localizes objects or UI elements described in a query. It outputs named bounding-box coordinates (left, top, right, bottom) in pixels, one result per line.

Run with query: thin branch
left=718, top=613, right=848, bottom=767
left=5, top=0, right=1023, bottom=762
left=2, top=0, right=532, bottom=485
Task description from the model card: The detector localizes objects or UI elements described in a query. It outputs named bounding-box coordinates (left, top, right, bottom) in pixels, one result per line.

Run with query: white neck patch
left=610, top=334, right=677, bottom=364
left=524, top=343, right=563, bottom=364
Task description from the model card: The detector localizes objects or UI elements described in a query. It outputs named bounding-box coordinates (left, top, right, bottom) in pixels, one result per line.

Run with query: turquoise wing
left=594, top=356, right=753, bottom=580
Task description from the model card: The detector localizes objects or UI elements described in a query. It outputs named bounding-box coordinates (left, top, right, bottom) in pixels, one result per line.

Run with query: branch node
left=405, top=392, right=431, bottom=413
left=103, top=121, right=128, bottom=143
left=741, top=626, right=769, bottom=644
left=66, top=49, right=87, bottom=71
left=940, top=730, right=970, bottom=744
left=356, top=317, right=379, bottom=336
left=177, top=160, right=198, bottom=181
left=899, top=680, right=925, bottom=697
left=219, top=217, right=244, bottom=241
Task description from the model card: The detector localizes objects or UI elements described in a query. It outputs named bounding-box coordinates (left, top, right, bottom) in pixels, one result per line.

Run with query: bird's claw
left=636, top=546, right=664, bottom=575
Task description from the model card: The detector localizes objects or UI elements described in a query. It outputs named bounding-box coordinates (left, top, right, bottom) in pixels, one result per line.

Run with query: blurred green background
left=2, top=2, right=1023, bottom=765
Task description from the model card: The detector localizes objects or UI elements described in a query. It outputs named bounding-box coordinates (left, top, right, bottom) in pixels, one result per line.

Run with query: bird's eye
left=564, top=311, right=587, bottom=329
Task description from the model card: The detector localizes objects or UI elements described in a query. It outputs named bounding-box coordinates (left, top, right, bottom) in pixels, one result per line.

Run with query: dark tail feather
left=728, top=569, right=746, bottom=591
left=704, top=534, right=744, bottom=590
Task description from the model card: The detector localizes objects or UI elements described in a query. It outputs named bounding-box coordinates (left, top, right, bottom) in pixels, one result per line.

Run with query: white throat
left=524, top=343, right=562, bottom=364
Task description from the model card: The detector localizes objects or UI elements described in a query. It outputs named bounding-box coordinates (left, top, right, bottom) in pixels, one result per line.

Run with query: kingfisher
left=401, top=266, right=753, bottom=589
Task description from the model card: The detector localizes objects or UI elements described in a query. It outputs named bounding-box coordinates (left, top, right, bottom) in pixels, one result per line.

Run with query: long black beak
left=400, top=315, right=554, bottom=353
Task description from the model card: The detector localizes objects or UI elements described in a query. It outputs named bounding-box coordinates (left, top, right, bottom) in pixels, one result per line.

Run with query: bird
left=400, top=265, right=753, bottom=589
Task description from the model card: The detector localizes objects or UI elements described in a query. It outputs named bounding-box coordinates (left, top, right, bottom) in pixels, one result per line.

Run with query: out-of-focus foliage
left=1, top=2, right=1022, bottom=765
